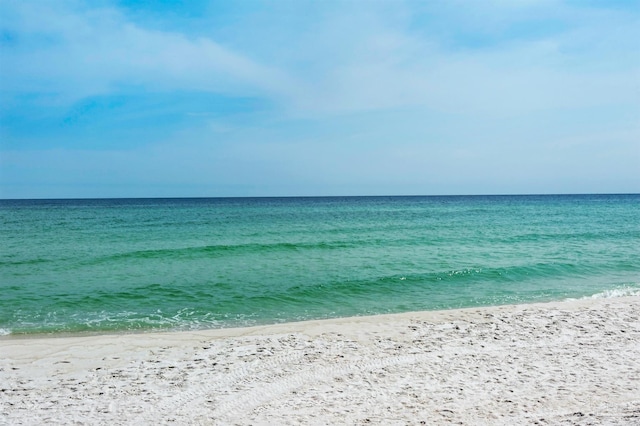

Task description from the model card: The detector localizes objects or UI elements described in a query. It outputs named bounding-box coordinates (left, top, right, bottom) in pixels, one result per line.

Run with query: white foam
left=0, top=328, right=11, bottom=336
left=585, top=286, right=640, bottom=299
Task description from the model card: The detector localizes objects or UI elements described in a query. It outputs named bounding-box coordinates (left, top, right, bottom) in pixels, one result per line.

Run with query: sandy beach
left=1, top=296, right=639, bottom=425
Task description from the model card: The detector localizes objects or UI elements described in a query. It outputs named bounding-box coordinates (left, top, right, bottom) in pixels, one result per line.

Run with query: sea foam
left=584, top=286, right=640, bottom=299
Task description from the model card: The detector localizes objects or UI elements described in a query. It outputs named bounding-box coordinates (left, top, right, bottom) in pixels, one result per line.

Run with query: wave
left=4, top=282, right=639, bottom=336
left=370, top=262, right=609, bottom=286
left=39, top=262, right=630, bottom=312
left=582, top=286, right=640, bottom=299
left=0, top=257, right=55, bottom=266
left=90, top=240, right=358, bottom=264
left=257, top=263, right=583, bottom=307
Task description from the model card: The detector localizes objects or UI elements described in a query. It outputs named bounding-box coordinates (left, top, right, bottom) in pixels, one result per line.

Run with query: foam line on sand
left=2, top=296, right=640, bottom=425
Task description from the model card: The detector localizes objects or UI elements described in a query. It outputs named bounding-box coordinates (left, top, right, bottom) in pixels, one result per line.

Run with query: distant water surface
left=1, top=195, right=638, bottom=335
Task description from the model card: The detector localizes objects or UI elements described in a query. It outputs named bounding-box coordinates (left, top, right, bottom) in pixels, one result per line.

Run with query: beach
left=1, top=296, right=639, bottom=425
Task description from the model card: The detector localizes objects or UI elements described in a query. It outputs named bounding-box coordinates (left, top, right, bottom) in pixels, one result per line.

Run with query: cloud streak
left=1, top=1, right=291, bottom=103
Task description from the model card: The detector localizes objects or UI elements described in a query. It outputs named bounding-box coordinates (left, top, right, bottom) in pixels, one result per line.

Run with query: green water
left=1, top=195, right=639, bottom=335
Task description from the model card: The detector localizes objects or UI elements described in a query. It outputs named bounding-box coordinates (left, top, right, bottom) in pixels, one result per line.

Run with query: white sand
left=1, top=296, right=639, bottom=425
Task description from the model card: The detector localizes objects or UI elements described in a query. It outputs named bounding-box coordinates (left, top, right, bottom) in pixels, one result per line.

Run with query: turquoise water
left=1, top=195, right=639, bottom=336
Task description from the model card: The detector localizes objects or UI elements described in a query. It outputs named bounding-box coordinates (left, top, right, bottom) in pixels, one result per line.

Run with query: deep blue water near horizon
left=1, top=194, right=639, bottom=336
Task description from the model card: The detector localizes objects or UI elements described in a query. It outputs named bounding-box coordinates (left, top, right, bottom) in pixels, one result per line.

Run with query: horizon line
left=1, top=192, right=638, bottom=201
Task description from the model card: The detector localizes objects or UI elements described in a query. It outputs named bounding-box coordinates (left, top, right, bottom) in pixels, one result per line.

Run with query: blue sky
left=1, top=0, right=638, bottom=198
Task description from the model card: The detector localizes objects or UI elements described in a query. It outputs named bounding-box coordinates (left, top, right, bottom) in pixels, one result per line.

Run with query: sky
left=0, top=0, right=639, bottom=198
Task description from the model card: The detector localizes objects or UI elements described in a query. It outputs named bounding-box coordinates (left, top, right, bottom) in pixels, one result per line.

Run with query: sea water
left=1, top=195, right=638, bottom=336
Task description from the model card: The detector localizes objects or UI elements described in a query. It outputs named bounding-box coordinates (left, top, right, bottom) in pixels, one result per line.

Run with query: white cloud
left=1, top=1, right=292, bottom=103
left=280, top=2, right=640, bottom=117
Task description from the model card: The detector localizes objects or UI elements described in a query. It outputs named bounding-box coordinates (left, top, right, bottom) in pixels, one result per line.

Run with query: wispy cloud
left=1, top=1, right=291, bottom=103
left=1, top=0, right=638, bottom=197
left=3, top=0, right=637, bottom=114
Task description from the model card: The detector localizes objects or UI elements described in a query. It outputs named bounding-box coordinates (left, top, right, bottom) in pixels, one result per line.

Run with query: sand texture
left=2, top=296, right=640, bottom=425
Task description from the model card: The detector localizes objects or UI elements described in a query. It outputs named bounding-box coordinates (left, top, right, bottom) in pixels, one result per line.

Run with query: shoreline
left=3, top=290, right=639, bottom=341
left=2, top=296, right=639, bottom=424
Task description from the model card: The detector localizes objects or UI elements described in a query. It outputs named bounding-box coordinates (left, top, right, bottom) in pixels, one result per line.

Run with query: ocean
left=1, top=194, right=638, bottom=336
